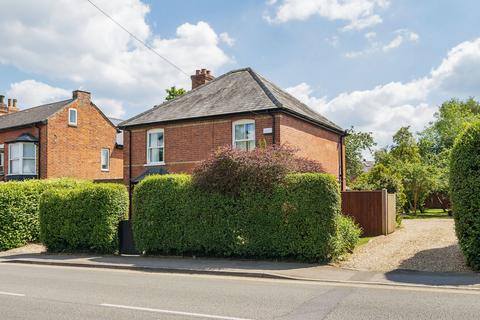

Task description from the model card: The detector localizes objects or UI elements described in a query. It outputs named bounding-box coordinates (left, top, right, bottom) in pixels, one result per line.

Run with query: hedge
left=133, top=173, right=360, bottom=262
left=450, top=121, right=480, bottom=270
left=0, top=179, right=90, bottom=251
left=39, top=183, right=128, bottom=253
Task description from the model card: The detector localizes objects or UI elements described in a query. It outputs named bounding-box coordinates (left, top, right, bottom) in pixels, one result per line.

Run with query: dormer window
left=232, top=120, right=255, bottom=151
left=68, top=108, right=77, bottom=126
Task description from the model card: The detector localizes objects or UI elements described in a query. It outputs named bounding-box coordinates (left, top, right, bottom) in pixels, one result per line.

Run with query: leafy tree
left=400, top=162, right=435, bottom=214
left=390, top=126, right=420, bottom=163
left=165, top=86, right=186, bottom=101
left=345, top=127, right=376, bottom=184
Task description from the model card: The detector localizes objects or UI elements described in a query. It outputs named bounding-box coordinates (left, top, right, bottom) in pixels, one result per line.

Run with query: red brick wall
left=124, top=114, right=280, bottom=184
left=0, top=125, right=47, bottom=179
left=46, top=100, right=123, bottom=180
left=278, top=114, right=345, bottom=187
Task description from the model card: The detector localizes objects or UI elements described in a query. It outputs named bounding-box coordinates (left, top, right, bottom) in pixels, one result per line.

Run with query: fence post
left=381, top=189, right=388, bottom=235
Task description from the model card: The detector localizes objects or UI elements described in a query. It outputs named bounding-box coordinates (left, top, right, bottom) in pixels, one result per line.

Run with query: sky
left=1, top=0, right=480, bottom=149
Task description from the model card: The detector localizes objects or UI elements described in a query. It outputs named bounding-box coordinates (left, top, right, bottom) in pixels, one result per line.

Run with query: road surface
left=0, top=263, right=479, bottom=319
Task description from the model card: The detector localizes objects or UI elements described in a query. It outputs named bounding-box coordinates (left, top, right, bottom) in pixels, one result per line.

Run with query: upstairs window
left=101, top=148, right=110, bottom=171
left=232, top=120, right=255, bottom=151
left=0, top=145, right=4, bottom=175
left=68, top=108, right=77, bottom=126
left=8, top=142, right=36, bottom=175
left=147, top=129, right=164, bottom=164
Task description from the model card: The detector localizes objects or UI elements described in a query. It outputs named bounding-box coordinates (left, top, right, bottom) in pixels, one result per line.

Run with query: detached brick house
left=119, top=68, right=347, bottom=189
left=0, top=90, right=123, bottom=181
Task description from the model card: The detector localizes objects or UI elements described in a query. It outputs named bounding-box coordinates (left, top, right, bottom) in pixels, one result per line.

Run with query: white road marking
left=100, top=303, right=253, bottom=320
left=0, top=291, right=25, bottom=297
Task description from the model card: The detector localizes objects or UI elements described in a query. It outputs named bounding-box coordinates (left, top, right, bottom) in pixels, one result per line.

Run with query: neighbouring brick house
left=119, top=68, right=347, bottom=189
left=0, top=90, right=123, bottom=181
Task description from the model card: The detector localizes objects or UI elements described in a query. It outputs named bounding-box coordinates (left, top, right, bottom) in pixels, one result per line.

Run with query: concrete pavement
left=1, top=263, right=480, bottom=319
left=1, top=251, right=479, bottom=289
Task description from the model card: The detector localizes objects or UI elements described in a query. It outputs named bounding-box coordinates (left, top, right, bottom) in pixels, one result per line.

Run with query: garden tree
left=417, top=98, right=480, bottom=210
left=165, top=86, right=186, bottom=101
left=400, top=161, right=435, bottom=215
left=390, top=126, right=420, bottom=163
left=351, top=164, right=406, bottom=216
left=345, top=127, right=376, bottom=184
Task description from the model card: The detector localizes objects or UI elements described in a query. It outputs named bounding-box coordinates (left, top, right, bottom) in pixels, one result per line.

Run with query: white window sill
left=101, top=169, right=110, bottom=172
left=144, top=162, right=165, bottom=166
left=6, top=173, right=37, bottom=176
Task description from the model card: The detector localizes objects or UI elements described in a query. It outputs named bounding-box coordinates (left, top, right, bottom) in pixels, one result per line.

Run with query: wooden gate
left=341, top=189, right=396, bottom=236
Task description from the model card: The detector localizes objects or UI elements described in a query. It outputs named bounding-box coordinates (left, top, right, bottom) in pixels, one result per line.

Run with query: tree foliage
left=165, top=86, right=186, bottom=101
left=345, top=127, right=376, bottom=184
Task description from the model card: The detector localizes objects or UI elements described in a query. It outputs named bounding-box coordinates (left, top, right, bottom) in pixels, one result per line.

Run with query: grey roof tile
left=119, top=68, right=344, bottom=133
left=0, top=99, right=73, bottom=130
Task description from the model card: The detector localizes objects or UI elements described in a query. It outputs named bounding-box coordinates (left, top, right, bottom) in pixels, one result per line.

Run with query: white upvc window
left=0, top=145, right=4, bottom=174
left=68, top=108, right=77, bottom=126
left=146, top=128, right=164, bottom=165
left=101, top=148, right=110, bottom=171
left=8, top=142, right=36, bottom=175
left=232, top=119, right=256, bottom=151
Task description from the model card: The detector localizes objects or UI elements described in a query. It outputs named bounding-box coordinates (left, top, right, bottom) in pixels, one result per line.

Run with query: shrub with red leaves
left=192, top=145, right=325, bottom=196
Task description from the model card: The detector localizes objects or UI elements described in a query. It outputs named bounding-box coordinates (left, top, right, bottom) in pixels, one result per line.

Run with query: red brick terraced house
left=119, top=68, right=347, bottom=190
left=0, top=90, right=123, bottom=181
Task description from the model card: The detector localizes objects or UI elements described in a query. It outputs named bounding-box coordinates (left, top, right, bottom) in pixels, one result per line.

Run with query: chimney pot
left=0, top=95, right=4, bottom=104
left=12, top=99, right=17, bottom=108
left=191, top=68, right=214, bottom=90
left=8, top=99, right=11, bottom=107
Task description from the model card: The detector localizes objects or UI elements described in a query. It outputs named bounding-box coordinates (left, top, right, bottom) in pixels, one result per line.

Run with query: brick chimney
left=72, top=90, right=91, bottom=103
left=0, top=96, right=19, bottom=115
left=0, top=95, right=7, bottom=115
left=191, top=69, right=214, bottom=90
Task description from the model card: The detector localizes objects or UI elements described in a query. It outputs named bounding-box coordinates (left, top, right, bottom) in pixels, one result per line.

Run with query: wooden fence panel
left=341, top=190, right=384, bottom=236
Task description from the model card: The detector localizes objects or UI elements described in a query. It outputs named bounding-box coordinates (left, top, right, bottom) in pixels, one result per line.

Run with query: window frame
left=8, top=142, right=37, bottom=176
left=0, top=144, right=4, bottom=175
left=146, top=128, right=165, bottom=166
left=100, top=148, right=110, bottom=172
left=232, top=119, right=256, bottom=151
left=68, top=108, right=77, bottom=126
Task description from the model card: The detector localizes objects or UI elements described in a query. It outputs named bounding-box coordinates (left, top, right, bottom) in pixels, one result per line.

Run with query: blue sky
left=1, top=0, right=480, bottom=148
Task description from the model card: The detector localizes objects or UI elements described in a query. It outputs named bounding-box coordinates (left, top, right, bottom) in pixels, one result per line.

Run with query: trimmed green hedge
left=39, top=183, right=128, bottom=253
left=0, top=179, right=90, bottom=251
left=450, top=121, right=480, bottom=270
left=133, top=173, right=360, bottom=262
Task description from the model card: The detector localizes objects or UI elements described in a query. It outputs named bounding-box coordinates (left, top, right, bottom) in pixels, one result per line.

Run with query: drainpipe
left=339, top=133, right=345, bottom=191
left=35, top=124, right=41, bottom=179
left=270, top=112, right=276, bottom=145
left=128, top=129, right=133, bottom=220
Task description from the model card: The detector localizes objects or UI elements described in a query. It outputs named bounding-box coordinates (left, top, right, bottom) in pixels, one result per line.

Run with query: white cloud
left=265, top=0, right=389, bottom=31
left=219, top=32, right=235, bottom=46
left=94, top=98, right=126, bottom=119
left=0, top=0, right=232, bottom=117
left=287, top=38, right=480, bottom=147
left=6, top=80, right=70, bottom=107
left=345, top=29, right=419, bottom=58
left=325, top=35, right=340, bottom=47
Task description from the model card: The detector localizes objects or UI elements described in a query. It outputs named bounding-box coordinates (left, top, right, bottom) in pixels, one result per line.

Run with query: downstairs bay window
left=8, top=142, right=36, bottom=175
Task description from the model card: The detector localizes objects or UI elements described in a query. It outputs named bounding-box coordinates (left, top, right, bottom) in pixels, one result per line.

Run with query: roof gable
left=0, top=99, right=73, bottom=131
left=119, top=68, right=343, bottom=133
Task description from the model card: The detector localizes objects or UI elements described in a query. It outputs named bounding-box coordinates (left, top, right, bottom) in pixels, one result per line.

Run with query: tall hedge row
left=133, top=173, right=360, bottom=262
left=39, top=184, right=128, bottom=253
left=450, top=121, right=480, bottom=270
left=0, top=179, right=90, bottom=251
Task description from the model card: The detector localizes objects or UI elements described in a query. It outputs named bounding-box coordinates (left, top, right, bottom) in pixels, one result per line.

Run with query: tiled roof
left=119, top=68, right=344, bottom=133
left=0, top=99, right=73, bottom=130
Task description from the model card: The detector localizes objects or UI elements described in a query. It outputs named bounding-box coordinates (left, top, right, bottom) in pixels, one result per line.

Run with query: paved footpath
left=1, top=250, right=479, bottom=289
left=1, top=262, right=480, bottom=320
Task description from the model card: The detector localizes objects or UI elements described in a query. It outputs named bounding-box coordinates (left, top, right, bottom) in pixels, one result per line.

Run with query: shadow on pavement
left=385, top=245, right=479, bottom=286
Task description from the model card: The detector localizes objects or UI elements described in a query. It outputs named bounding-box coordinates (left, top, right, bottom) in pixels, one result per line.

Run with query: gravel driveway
left=338, top=218, right=471, bottom=273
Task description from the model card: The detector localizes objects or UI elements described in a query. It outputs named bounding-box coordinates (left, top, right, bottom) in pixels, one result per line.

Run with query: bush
left=0, top=179, right=90, bottom=251
left=40, top=183, right=128, bottom=253
left=450, top=121, right=480, bottom=270
left=336, top=215, right=362, bottom=254
left=192, top=145, right=325, bottom=196
left=133, top=173, right=360, bottom=262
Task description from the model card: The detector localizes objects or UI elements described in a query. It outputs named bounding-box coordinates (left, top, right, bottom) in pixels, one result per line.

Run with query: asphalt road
left=1, top=263, right=479, bottom=320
